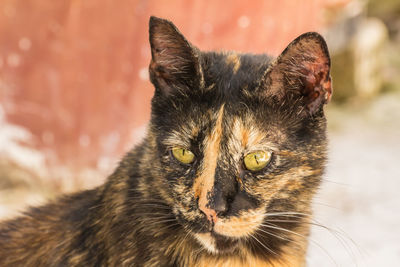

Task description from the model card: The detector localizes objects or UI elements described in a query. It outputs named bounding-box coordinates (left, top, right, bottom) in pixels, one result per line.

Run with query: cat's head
left=147, top=17, right=331, bottom=255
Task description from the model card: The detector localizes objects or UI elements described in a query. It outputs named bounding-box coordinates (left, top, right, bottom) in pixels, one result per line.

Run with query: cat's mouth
left=192, top=208, right=266, bottom=254
left=176, top=205, right=266, bottom=253
left=212, top=212, right=264, bottom=238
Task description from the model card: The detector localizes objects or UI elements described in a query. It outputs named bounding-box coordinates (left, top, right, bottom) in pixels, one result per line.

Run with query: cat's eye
left=243, top=151, right=272, bottom=172
left=171, top=147, right=195, bottom=164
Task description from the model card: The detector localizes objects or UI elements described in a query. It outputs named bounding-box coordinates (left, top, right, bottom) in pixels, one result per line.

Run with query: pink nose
left=199, top=189, right=230, bottom=224
left=199, top=205, right=218, bottom=224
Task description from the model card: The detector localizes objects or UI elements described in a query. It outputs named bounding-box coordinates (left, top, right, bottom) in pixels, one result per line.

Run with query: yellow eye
left=244, top=151, right=272, bottom=172
left=171, top=147, right=195, bottom=164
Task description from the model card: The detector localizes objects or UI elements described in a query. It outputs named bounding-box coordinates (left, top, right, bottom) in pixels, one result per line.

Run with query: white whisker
left=249, top=233, right=278, bottom=256
left=260, top=222, right=338, bottom=266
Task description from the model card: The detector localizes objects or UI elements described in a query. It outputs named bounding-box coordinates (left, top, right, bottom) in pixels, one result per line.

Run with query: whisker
left=312, top=202, right=341, bottom=210
left=260, top=222, right=338, bottom=267
left=257, top=227, right=294, bottom=243
left=312, top=223, right=363, bottom=267
left=132, top=211, right=172, bottom=217
left=136, top=204, right=172, bottom=209
left=262, top=211, right=311, bottom=217
left=145, top=223, right=180, bottom=234
left=267, top=218, right=355, bottom=256
left=249, top=233, right=278, bottom=256
left=320, top=178, right=354, bottom=187
left=266, top=216, right=362, bottom=265
left=176, top=227, right=194, bottom=256
left=141, top=218, right=178, bottom=227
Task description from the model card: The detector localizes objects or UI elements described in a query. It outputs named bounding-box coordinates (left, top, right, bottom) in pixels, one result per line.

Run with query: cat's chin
left=212, top=231, right=240, bottom=254
left=193, top=232, right=239, bottom=254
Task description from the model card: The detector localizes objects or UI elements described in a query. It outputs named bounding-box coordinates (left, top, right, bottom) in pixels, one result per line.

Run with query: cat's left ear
left=263, top=32, right=332, bottom=115
left=149, top=16, right=203, bottom=96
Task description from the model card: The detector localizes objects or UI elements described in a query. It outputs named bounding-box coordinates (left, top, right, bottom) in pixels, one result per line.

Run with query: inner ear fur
left=264, top=32, right=332, bottom=115
left=149, top=16, right=203, bottom=96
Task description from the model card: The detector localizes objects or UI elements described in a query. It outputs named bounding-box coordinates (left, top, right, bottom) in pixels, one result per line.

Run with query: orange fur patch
left=194, top=105, right=225, bottom=222
left=226, top=53, right=241, bottom=74
left=195, top=250, right=305, bottom=267
left=232, top=117, right=267, bottom=149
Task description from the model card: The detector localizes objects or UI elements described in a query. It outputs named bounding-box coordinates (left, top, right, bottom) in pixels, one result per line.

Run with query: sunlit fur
left=0, top=17, right=331, bottom=266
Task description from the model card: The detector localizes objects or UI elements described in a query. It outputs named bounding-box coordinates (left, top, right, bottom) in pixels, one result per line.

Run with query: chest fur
left=193, top=252, right=305, bottom=267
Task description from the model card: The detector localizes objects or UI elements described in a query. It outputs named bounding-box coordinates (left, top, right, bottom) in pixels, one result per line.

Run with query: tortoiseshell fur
left=0, top=17, right=332, bottom=266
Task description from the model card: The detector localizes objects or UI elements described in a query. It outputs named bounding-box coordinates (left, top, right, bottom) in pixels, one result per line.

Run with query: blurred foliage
left=328, top=0, right=400, bottom=104
left=367, top=0, right=400, bottom=24
left=331, top=48, right=356, bottom=103
left=367, top=0, right=400, bottom=95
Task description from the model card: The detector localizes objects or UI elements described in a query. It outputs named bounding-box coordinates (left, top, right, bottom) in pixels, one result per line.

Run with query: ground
left=308, top=92, right=400, bottom=266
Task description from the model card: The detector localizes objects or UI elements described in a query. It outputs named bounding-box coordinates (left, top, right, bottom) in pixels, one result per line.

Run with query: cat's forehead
left=201, top=52, right=273, bottom=94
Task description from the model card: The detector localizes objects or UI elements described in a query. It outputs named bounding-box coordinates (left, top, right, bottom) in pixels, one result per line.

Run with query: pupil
left=254, top=154, right=259, bottom=164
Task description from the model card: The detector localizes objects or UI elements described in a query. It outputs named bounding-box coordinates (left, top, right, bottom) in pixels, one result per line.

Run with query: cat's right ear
left=261, top=32, right=332, bottom=116
left=149, top=16, right=203, bottom=96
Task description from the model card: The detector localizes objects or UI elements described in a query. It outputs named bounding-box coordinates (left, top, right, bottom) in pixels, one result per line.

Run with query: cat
left=0, top=16, right=332, bottom=266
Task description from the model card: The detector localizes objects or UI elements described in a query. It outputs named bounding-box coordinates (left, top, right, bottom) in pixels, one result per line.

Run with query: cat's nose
left=199, top=188, right=231, bottom=224
left=210, top=189, right=229, bottom=216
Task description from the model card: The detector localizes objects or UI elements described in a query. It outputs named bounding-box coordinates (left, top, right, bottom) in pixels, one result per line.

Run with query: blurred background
left=0, top=0, right=399, bottom=265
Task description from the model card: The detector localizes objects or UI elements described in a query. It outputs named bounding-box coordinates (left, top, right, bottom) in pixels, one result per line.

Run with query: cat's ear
left=149, top=16, right=203, bottom=96
left=263, top=32, right=332, bottom=115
